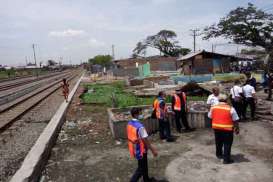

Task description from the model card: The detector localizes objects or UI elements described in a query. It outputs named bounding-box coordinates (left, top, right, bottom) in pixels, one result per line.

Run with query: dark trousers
left=158, top=119, right=171, bottom=139
left=130, top=153, right=149, bottom=182
left=214, top=129, right=233, bottom=162
left=174, top=110, right=190, bottom=131
left=242, top=97, right=256, bottom=119
left=231, top=100, right=243, bottom=119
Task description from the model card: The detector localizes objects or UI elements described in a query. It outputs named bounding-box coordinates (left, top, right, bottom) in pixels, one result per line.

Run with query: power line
left=190, top=29, right=202, bottom=52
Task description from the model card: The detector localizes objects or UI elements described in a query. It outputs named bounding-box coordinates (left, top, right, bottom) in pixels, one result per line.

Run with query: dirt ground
left=43, top=84, right=273, bottom=182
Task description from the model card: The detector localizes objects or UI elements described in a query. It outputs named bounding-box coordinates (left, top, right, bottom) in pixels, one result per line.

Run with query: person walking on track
left=61, top=78, right=69, bottom=102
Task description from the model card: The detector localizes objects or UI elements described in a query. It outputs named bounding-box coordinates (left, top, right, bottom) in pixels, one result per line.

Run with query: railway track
left=0, top=71, right=73, bottom=106
left=0, top=71, right=80, bottom=132
left=0, top=71, right=69, bottom=92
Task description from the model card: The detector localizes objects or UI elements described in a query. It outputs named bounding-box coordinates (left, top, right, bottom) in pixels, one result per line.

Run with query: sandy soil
left=43, top=85, right=273, bottom=182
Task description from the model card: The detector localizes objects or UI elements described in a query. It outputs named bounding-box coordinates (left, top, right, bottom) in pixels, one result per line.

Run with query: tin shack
left=178, top=50, right=238, bottom=75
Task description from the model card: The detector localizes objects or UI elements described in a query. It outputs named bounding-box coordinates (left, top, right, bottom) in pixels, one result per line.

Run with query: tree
left=203, top=3, right=273, bottom=70
left=133, top=30, right=190, bottom=57
left=88, top=55, right=112, bottom=68
left=174, top=48, right=191, bottom=56
left=47, top=60, right=57, bottom=66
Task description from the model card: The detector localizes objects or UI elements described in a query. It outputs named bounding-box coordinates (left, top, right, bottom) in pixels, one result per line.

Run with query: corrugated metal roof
left=178, top=50, right=204, bottom=61
left=178, top=50, right=241, bottom=61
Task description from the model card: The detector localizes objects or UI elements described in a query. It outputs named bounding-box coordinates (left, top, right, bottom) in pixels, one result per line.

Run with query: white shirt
left=230, top=85, right=243, bottom=99
left=208, top=103, right=240, bottom=121
left=207, top=94, right=219, bottom=106
left=242, top=84, right=255, bottom=98
left=132, top=119, right=148, bottom=139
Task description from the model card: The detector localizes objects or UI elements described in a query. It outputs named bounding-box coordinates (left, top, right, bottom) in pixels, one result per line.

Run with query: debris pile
left=189, top=102, right=208, bottom=112
left=113, top=108, right=153, bottom=121
left=181, top=82, right=211, bottom=96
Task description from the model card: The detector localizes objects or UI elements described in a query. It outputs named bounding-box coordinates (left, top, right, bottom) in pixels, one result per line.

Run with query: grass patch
left=213, top=74, right=245, bottom=82
left=81, top=81, right=206, bottom=108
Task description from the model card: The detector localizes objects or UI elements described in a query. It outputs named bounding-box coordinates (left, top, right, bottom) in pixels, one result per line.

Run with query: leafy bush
left=81, top=81, right=205, bottom=108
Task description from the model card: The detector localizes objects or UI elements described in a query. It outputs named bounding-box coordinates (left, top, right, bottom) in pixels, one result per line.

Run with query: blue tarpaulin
left=172, top=74, right=213, bottom=83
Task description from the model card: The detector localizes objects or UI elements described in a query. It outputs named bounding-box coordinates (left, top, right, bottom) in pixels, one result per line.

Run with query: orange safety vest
left=153, top=98, right=167, bottom=119
left=173, top=93, right=186, bottom=111
left=211, top=104, right=234, bottom=131
left=127, top=120, right=146, bottom=160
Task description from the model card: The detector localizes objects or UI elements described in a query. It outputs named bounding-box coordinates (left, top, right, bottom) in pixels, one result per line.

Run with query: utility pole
left=32, top=44, right=38, bottom=77
left=190, top=29, right=201, bottom=52
left=111, top=44, right=115, bottom=60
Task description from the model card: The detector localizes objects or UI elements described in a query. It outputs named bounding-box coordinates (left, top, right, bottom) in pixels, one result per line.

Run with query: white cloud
left=89, top=38, right=106, bottom=47
left=48, top=29, right=85, bottom=37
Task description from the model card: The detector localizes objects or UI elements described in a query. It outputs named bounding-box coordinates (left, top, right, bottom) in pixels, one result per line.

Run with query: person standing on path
left=171, top=89, right=193, bottom=133
left=208, top=94, right=240, bottom=164
left=61, top=78, right=69, bottom=102
left=127, top=107, right=158, bottom=182
left=245, top=72, right=257, bottom=90
left=230, top=80, right=244, bottom=120
left=207, top=87, right=220, bottom=108
left=153, top=91, right=173, bottom=142
left=242, top=80, right=257, bottom=120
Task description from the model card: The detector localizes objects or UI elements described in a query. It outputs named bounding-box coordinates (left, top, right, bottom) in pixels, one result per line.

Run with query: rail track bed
left=0, top=71, right=72, bottom=106
left=0, top=72, right=82, bottom=181
left=0, top=71, right=68, bottom=92
left=0, top=70, right=79, bottom=132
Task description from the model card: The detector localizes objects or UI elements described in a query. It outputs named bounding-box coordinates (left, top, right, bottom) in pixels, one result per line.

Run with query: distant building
left=113, top=56, right=179, bottom=71
left=178, top=50, right=239, bottom=75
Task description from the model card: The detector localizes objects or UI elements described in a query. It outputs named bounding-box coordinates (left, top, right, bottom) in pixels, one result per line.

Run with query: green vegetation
left=0, top=69, right=51, bottom=79
left=133, top=30, right=191, bottom=57
left=88, top=55, right=112, bottom=68
left=81, top=81, right=206, bottom=108
left=213, top=74, right=245, bottom=82
left=203, top=3, right=273, bottom=70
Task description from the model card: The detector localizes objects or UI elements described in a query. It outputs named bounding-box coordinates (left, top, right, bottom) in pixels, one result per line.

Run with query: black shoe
left=223, top=159, right=234, bottom=164
left=160, top=136, right=167, bottom=140
left=166, top=138, right=175, bottom=142
left=216, top=155, right=223, bottom=159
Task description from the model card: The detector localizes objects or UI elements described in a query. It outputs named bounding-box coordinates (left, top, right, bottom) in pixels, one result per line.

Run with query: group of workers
left=127, top=89, right=194, bottom=182
left=126, top=72, right=263, bottom=182
left=152, top=89, right=194, bottom=143
left=208, top=74, right=257, bottom=121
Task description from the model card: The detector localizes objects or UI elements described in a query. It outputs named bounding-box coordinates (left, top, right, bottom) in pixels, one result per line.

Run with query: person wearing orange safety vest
left=127, top=107, right=158, bottom=182
left=208, top=94, right=240, bottom=164
left=171, top=89, right=193, bottom=133
left=153, top=91, right=173, bottom=142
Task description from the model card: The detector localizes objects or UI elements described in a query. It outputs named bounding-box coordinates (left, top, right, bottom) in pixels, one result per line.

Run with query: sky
left=0, top=0, right=272, bottom=66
